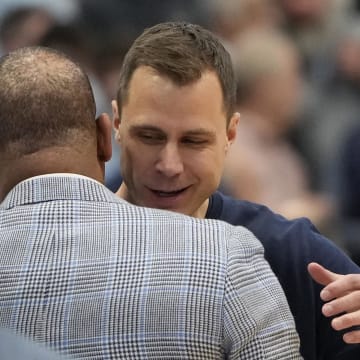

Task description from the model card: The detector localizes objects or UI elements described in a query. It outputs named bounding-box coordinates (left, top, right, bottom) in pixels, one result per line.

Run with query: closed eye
left=136, top=131, right=166, bottom=144
left=182, top=137, right=209, bottom=146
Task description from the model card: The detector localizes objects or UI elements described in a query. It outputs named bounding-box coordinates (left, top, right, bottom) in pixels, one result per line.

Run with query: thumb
left=308, top=262, right=341, bottom=286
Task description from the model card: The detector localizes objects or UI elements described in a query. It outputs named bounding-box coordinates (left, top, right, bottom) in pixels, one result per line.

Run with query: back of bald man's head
left=0, top=46, right=96, bottom=155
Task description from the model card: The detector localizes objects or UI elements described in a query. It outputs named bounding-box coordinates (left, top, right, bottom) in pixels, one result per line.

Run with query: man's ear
left=112, top=100, right=121, bottom=143
left=226, top=112, right=240, bottom=152
left=96, top=113, right=112, bottom=162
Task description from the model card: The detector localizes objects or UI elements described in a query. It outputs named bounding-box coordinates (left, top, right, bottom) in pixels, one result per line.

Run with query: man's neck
left=0, top=148, right=104, bottom=202
left=116, top=182, right=129, bottom=201
left=193, top=198, right=209, bottom=219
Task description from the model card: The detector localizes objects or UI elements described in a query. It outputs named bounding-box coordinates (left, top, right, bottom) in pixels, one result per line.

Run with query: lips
left=150, top=186, right=189, bottom=197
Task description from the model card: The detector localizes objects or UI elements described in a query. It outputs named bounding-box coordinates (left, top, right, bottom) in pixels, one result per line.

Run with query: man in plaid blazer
left=0, top=47, right=301, bottom=359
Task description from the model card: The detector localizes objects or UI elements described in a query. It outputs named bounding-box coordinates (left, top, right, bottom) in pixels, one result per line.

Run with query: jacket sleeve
left=222, top=226, right=302, bottom=359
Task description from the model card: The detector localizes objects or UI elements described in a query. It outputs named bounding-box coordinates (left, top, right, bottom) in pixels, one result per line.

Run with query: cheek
left=194, top=147, right=226, bottom=177
left=194, top=152, right=224, bottom=194
left=213, top=145, right=228, bottom=177
left=120, top=143, right=138, bottom=175
left=122, top=144, right=155, bottom=174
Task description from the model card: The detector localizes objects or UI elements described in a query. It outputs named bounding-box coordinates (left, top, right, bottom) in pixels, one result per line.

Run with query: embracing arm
left=224, top=227, right=302, bottom=359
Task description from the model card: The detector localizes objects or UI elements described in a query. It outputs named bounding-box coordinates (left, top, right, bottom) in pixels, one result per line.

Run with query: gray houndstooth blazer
left=0, top=175, right=302, bottom=359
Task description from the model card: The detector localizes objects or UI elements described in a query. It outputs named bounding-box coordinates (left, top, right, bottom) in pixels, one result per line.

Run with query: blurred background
left=2, top=0, right=360, bottom=264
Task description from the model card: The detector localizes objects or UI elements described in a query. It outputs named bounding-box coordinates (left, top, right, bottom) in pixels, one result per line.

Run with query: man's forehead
left=123, top=66, right=229, bottom=126
left=129, top=65, right=220, bottom=89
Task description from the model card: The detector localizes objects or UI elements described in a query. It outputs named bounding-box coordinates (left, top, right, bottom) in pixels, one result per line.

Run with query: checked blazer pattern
left=0, top=175, right=301, bottom=359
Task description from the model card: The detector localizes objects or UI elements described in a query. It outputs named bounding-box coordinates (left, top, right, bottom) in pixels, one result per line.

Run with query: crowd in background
left=1, top=0, right=360, bottom=264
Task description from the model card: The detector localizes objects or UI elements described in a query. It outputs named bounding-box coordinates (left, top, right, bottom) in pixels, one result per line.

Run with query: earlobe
left=112, top=100, right=120, bottom=127
left=226, top=112, right=240, bottom=147
left=115, top=130, right=121, bottom=143
left=112, top=100, right=121, bottom=143
left=96, top=113, right=112, bottom=162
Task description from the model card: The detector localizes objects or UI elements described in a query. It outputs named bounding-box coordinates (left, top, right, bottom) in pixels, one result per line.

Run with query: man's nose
left=155, top=144, right=184, bottom=177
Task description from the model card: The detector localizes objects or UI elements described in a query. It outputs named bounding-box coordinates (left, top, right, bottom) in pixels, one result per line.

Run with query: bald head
left=0, top=46, right=111, bottom=201
left=0, top=46, right=96, bottom=155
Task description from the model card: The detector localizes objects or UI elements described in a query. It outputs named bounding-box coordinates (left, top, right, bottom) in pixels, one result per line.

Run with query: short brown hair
left=117, top=21, right=236, bottom=122
left=0, top=46, right=96, bottom=154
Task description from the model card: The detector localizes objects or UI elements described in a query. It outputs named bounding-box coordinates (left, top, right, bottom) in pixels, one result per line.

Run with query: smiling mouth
left=151, top=187, right=188, bottom=197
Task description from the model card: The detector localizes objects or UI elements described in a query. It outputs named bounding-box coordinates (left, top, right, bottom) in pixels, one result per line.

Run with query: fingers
left=321, top=274, right=360, bottom=302
left=308, top=262, right=340, bottom=288
left=322, top=291, right=360, bottom=317
left=309, top=262, right=360, bottom=343
left=343, top=329, right=360, bottom=344
left=331, top=310, right=360, bottom=331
